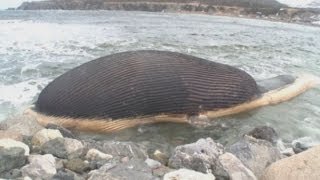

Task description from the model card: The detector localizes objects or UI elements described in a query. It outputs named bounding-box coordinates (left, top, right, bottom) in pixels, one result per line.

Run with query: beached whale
left=25, top=50, right=319, bottom=132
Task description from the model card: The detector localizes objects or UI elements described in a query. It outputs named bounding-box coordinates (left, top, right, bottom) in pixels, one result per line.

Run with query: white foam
left=276, top=0, right=320, bottom=8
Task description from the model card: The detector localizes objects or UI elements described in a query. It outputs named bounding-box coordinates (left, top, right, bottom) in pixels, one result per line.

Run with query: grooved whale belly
left=35, top=50, right=259, bottom=119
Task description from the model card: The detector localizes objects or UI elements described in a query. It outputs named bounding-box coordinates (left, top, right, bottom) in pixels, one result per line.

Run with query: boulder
left=85, top=148, right=113, bottom=162
left=64, top=158, right=90, bottom=174
left=261, top=145, right=320, bottom=180
left=0, top=147, right=27, bottom=174
left=145, top=158, right=162, bottom=169
left=0, top=115, right=43, bottom=136
left=32, top=129, right=63, bottom=147
left=0, top=138, right=30, bottom=155
left=246, top=126, right=278, bottom=144
left=45, top=123, right=76, bottom=139
left=21, top=154, right=56, bottom=179
left=228, top=135, right=281, bottom=177
left=168, top=138, right=227, bottom=178
left=163, top=169, right=215, bottom=180
left=52, top=169, right=85, bottom=180
left=0, top=168, right=22, bottom=179
left=292, top=137, right=319, bottom=153
left=219, top=153, right=257, bottom=180
left=41, top=137, right=84, bottom=159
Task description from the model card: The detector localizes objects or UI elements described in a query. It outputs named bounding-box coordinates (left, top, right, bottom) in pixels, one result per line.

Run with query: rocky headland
left=1, top=115, right=319, bottom=179
left=15, top=0, right=320, bottom=26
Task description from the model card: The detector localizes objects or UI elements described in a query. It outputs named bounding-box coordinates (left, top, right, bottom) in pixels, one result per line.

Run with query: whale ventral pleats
left=35, top=50, right=259, bottom=120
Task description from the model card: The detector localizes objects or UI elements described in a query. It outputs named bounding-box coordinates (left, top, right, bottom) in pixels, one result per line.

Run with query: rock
left=0, top=168, right=22, bottom=179
left=0, top=138, right=30, bottom=155
left=292, top=137, right=319, bottom=153
left=21, top=154, right=56, bottom=179
left=145, top=158, right=162, bottom=169
left=152, top=166, right=173, bottom=177
left=228, top=135, right=281, bottom=178
left=41, top=138, right=68, bottom=159
left=261, top=145, right=320, bottom=180
left=0, top=130, right=23, bottom=141
left=88, top=159, right=155, bottom=180
left=219, top=153, right=257, bottom=180
left=64, top=158, right=90, bottom=174
left=52, top=169, right=85, bottom=180
left=0, top=147, right=27, bottom=174
left=281, top=148, right=295, bottom=156
left=46, top=123, right=76, bottom=139
left=41, top=138, right=84, bottom=159
left=163, top=169, right=215, bottom=180
left=246, top=126, right=278, bottom=144
left=152, top=150, right=169, bottom=165
left=168, top=138, right=227, bottom=178
left=85, top=148, right=113, bottom=162
left=84, top=140, right=147, bottom=159
left=0, top=115, right=43, bottom=136
left=32, top=129, right=63, bottom=147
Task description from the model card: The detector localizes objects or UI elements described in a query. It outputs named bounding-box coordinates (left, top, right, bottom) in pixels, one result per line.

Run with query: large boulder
left=228, top=135, right=281, bottom=178
left=168, top=138, right=227, bottom=178
left=261, top=145, right=320, bottom=180
left=21, top=154, right=56, bottom=179
left=163, top=169, right=215, bottom=180
left=0, top=147, right=27, bottom=174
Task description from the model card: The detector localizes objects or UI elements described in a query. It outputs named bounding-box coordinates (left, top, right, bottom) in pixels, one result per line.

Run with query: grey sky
left=0, top=0, right=42, bottom=9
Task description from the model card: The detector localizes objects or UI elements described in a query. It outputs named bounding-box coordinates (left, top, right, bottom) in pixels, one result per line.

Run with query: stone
left=152, top=149, right=169, bottom=165
left=0, top=147, right=27, bottom=174
left=0, top=115, right=43, bottom=136
left=64, top=138, right=84, bottom=159
left=84, top=140, right=147, bottom=159
left=0, top=138, right=30, bottom=155
left=246, top=126, right=278, bottom=144
left=281, top=148, right=295, bottom=156
left=145, top=158, right=162, bottom=169
left=219, top=153, right=257, bottom=180
left=41, top=138, right=84, bottom=159
left=168, top=138, right=227, bottom=178
left=21, top=154, right=56, bottom=179
left=46, top=123, right=76, bottom=139
left=261, top=145, right=320, bottom=180
left=163, top=169, right=215, bottom=180
left=32, top=129, right=63, bottom=147
left=64, top=158, right=90, bottom=174
left=0, top=168, right=22, bottom=179
left=41, top=138, right=68, bottom=159
left=52, top=169, right=85, bottom=180
left=88, top=159, right=155, bottom=180
left=228, top=135, right=281, bottom=178
left=292, top=137, right=319, bottom=153
left=0, top=130, right=23, bottom=141
left=85, top=148, right=113, bottom=161
left=152, top=166, right=173, bottom=177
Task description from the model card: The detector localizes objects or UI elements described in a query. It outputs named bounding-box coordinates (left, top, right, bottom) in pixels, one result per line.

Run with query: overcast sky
left=0, top=0, right=43, bottom=9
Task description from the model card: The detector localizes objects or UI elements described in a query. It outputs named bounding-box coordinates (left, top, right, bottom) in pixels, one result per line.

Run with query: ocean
left=0, top=10, right=320, bottom=146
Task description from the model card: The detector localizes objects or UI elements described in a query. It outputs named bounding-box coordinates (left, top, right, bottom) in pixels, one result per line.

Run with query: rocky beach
left=0, top=115, right=320, bottom=179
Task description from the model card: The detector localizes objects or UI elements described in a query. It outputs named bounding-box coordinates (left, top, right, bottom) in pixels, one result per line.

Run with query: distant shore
left=13, top=1, right=320, bottom=27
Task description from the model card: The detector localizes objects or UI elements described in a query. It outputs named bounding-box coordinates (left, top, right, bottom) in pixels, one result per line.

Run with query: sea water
left=0, top=10, right=320, bottom=147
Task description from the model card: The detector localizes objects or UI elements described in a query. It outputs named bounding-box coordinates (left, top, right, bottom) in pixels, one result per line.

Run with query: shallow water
left=0, top=10, right=320, bottom=148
